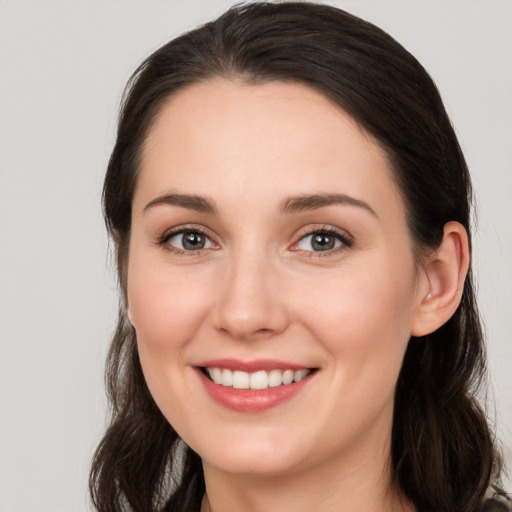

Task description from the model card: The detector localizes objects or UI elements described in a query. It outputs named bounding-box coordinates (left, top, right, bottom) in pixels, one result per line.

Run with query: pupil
left=183, top=232, right=205, bottom=250
left=312, top=234, right=334, bottom=251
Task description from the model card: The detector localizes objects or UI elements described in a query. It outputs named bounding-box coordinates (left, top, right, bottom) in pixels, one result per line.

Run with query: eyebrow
left=143, top=193, right=218, bottom=215
left=143, top=191, right=377, bottom=217
left=280, top=193, right=377, bottom=217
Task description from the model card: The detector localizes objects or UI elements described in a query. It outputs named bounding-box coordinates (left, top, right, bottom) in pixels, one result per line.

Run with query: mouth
left=195, top=360, right=318, bottom=412
left=200, top=367, right=313, bottom=390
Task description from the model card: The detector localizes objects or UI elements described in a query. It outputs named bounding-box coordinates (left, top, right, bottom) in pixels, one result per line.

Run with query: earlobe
left=411, top=221, right=470, bottom=337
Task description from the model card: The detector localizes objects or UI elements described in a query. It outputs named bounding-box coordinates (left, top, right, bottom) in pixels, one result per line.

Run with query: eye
left=295, top=229, right=350, bottom=253
left=167, top=229, right=215, bottom=251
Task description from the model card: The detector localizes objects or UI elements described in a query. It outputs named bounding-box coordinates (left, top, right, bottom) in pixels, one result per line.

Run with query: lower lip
left=196, top=369, right=314, bottom=412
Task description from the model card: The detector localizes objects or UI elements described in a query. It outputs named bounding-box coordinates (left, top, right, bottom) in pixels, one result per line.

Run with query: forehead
left=136, top=79, right=403, bottom=220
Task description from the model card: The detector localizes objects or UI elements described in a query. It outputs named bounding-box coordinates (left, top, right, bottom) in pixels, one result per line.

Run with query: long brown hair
left=90, top=3, right=503, bottom=511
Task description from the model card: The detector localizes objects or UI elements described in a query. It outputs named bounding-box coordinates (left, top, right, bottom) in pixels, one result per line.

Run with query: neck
left=200, top=437, right=414, bottom=512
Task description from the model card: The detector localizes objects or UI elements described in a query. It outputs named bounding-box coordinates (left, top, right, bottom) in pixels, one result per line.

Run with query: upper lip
left=197, top=358, right=314, bottom=372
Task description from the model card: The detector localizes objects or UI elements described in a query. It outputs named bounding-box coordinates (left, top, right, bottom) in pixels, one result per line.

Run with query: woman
left=90, top=3, right=510, bottom=511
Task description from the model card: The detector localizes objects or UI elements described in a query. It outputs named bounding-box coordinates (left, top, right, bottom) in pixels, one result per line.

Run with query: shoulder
left=481, top=486, right=512, bottom=512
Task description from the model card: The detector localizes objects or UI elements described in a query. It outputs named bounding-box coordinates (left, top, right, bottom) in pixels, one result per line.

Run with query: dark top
left=482, top=486, right=512, bottom=511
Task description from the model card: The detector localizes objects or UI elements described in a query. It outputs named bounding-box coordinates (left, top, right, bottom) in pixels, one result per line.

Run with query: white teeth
left=294, top=369, right=309, bottom=382
left=205, top=367, right=312, bottom=390
left=250, top=370, right=268, bottom=390
left=282, top=369, right=294, bottom=385
left=232, top=370, right=250, bottom=389
left=268, top=369, right=283, bottom=388
left=210, top=367, right=222, bottom=385
left=221, top=368, right=233, bottom=387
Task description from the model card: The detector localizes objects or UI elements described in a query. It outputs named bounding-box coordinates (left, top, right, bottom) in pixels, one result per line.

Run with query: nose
left=212, top=251, right=290, bottom=341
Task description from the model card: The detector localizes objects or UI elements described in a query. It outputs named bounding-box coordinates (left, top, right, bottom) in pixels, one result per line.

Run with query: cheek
left=126, top=257, right=215, bottom=426
left=127, top=258, right=212, bottom=352
left=297, top=258, right=417, bottom=380
left=125, top=248, right=216, bottom=413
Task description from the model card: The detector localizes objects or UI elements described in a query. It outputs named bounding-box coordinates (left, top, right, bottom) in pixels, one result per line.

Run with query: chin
left=191, top=431, right=309, bottom=477
left=204, top=453, right=303, bottom=477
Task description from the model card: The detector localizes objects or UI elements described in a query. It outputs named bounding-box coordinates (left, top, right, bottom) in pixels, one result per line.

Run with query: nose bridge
left=214, top=240, right=288, bottom=340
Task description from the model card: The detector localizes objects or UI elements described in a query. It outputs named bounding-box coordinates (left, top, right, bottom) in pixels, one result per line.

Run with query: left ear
left=411, top=221, right=470, bottom=337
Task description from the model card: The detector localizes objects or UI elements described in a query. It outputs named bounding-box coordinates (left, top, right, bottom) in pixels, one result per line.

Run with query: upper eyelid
left=290, top=226, right=355, bottom=255
left=294, top=225, right=353, bottom=242
left=159, top=224, right=215, bottom=240
left=157, top=226, right=218, bottom=255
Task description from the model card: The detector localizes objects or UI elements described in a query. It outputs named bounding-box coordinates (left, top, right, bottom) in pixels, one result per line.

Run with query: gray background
left=1, top=1, right=510, bottom=510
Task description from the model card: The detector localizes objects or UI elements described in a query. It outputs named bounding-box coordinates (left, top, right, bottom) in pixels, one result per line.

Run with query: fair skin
left=126, top=79, right=469, bottom=512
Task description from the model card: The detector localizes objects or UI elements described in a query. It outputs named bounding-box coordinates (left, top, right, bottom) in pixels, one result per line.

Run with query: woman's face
left=127, top=80, right=428, bottom=477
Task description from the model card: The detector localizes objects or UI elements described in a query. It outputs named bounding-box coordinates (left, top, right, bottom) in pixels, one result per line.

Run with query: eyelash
left=156, top=225, right=216, bottom=257
left=156, top=225, right=354, bottom=257
left=292, top=226, right=354, bottom=257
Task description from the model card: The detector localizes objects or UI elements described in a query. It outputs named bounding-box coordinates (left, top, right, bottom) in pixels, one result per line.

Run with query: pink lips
left=195, top=359, right=315, bottom=412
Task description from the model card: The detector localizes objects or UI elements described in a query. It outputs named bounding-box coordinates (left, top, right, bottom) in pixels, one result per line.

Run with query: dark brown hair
left=90, top=3, right=503, bottom=511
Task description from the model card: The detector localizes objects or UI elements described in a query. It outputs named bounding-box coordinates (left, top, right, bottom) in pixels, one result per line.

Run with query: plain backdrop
left=0, top=1, right=510, bottom=510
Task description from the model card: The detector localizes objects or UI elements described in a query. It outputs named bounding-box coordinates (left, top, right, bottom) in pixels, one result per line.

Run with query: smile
left=196, top=360, right=317, bottom=412
left=203, top=367, right=311, bottom=390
